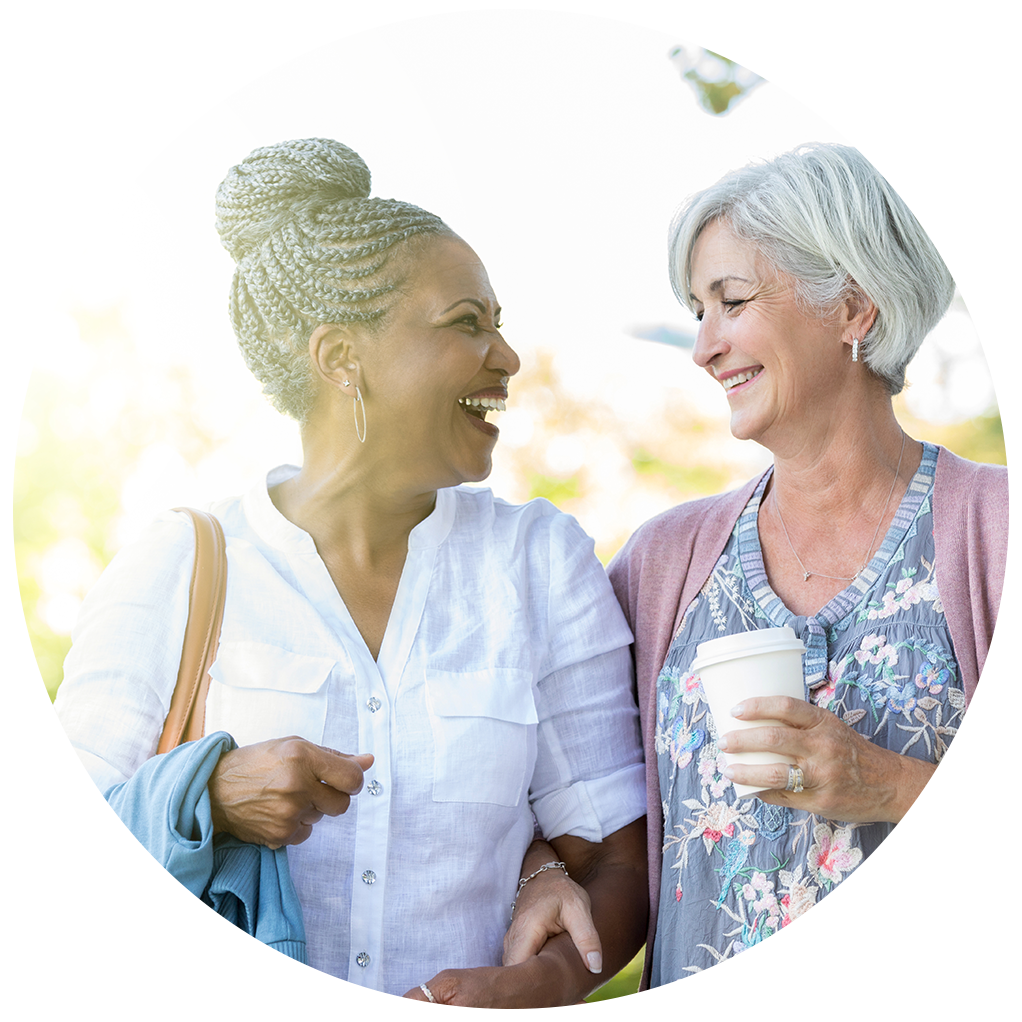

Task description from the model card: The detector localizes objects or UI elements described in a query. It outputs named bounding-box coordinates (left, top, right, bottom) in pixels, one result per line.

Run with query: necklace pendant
left=802, top=571, right=811, bottom=582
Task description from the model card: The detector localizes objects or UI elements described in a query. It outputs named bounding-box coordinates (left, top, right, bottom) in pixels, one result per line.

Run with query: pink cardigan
left=607, top=446, right=1008, bottom=989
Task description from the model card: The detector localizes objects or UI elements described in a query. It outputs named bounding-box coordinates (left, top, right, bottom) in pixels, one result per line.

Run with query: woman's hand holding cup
left=720, top=696, right=934, bottom=824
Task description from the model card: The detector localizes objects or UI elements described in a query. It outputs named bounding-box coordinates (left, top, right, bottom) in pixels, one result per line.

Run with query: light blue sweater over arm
left=41, top=731, right=310, bottom=1009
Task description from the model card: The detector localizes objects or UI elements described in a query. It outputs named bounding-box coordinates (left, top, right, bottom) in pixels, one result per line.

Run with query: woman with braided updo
left=54, top=138, right=648, bottom=1005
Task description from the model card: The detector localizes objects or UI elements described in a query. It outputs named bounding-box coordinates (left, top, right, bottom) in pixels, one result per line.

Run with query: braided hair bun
left=214, top=138, right=451, bottom=421
left=215, top=138, right=372, bottom=261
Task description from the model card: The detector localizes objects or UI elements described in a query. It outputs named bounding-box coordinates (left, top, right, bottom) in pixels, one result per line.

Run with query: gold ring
left=786, top=765, right=805, bottom=794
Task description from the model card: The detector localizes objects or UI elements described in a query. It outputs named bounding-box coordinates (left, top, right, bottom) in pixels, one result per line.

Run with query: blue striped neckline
left=736, top=441, right=937, bottom=684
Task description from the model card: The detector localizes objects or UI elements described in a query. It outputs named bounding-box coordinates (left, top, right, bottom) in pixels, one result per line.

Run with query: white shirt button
left=366, top=697, right=382, bottom=712
left=362, top=870, right=377, bottom=885
left=366, top=780, right=383, bottom=796
left=356, top=952, right=370, bottom=968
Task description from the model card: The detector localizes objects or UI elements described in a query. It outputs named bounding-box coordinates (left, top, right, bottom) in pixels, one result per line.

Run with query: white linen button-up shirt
left=55, top=467, right=646, bottom=995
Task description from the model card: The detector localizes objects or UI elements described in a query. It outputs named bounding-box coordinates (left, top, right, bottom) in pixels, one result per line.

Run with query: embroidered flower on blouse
left=694, top=745, right=733, bottom=799
left=914, top=656, right=951, bottom=695
left=807, top=824, right=863, bottom=885
left=778, top=865, right=820, bottom=925
left=694, top=802, right=742, bottom=854
left=921, top=579, right=943, bottom=614
left=741, top=871, right=771, bottom=901
left=888, top=685, right=917, bottom=716
left=863, top=568, right=944, bottom=621
left=681, top=671, right=703, bottom=705
left=812, top=657, right=846, bottom=710
left=854, top=633, right=899, bottom=668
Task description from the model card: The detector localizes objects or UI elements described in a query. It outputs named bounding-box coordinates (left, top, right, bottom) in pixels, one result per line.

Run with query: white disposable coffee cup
left=690, top=626, right=806, bottom=797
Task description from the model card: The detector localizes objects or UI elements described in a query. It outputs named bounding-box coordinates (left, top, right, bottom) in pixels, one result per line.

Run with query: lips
left=457, top=379, right=509, bottom=436
left=716, top=366, right=763, bottom=392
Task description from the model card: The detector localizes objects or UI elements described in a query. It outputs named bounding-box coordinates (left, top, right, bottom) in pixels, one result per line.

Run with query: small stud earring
left=851, top=338, right=859, bottom=362
left=343, top=380, right=351, bottom=387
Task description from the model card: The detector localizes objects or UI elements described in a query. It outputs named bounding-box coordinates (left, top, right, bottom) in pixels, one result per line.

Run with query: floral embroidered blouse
left=650, top=442, right=963, bottom=983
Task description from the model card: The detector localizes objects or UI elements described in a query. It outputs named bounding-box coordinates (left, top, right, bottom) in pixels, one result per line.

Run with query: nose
left=487, top=330, right=521, bottom=379
left=691, top=314, right=729, bottom=370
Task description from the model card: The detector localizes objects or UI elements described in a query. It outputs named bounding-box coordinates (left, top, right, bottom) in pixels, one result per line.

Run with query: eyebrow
left=690, top=275, right=752, bottom=301
left=441, top=299, right=487, bottom=315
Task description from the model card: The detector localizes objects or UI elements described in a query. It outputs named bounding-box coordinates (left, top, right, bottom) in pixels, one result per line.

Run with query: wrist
left=511, top=860, right=568, bottom=921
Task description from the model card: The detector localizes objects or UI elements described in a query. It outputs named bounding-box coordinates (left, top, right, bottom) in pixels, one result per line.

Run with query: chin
left=728, top=414, right=758, bottom=443
left=447, top=458, right=493, bottom=487
left=464, top=463, right=493, bottom=484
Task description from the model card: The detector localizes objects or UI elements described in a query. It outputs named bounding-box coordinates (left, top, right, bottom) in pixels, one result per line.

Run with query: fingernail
left=587, top=952, right=603, bottom=974
left=722, top=766, right=734, bottom=779
left=717, top=734, right=729, bottom=750
left=731, top=703, right=744, bottom=717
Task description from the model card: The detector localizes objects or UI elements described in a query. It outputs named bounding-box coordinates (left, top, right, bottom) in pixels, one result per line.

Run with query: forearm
left=539, top=817, right=648, bottom=1002
left=12, top=813, right=64, bottom=936
left=519, top=836, right=562, bottom=877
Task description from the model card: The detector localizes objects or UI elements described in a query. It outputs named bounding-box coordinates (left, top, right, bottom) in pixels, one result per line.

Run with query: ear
left=840, top=285, right=879, bottom=350
left=308, top=323, right=361, bottom=391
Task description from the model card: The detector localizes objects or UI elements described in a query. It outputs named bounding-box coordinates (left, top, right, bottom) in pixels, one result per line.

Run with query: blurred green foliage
left=585, top=946, right=644, bottom=1002
left=528, top=472, right=582, bottom=505
left=666, top=8, right=817, bottom=115
left=632, top=449, right=732, bottom=496
left=15, top=309, right=141, bottom=699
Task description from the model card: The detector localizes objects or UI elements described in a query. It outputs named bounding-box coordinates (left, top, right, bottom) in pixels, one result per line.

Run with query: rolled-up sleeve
left=528, top=513, right=645, bottom=842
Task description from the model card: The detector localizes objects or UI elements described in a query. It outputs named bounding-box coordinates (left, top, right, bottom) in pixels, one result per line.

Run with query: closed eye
left=452, top=312, right=503, bottom=332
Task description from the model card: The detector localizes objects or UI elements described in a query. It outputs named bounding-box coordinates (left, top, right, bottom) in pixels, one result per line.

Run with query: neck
left=272, top=416, right=437, bottom=561
left=766, top=389, right=918, bottom=520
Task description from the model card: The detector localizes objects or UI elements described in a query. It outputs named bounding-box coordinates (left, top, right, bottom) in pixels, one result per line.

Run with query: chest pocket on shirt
left=425, top=668, right=538, bottom=807
left=206, top=641, right=336, bottom=748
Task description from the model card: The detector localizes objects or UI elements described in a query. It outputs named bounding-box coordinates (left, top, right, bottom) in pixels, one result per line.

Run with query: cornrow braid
left=215, top=138, right=452, bottom=421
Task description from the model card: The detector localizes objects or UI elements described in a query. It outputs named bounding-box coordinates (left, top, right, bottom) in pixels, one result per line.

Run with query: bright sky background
left=12, top=7, right=1009, bottom=551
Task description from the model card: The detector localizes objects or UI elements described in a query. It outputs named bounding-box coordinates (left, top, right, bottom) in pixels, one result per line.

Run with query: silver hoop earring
left=353, top=385, right=367, bottom=444
left=851, top=337, right=860, bottom=362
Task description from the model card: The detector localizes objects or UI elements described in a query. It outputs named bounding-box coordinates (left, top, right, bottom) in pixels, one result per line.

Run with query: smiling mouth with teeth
left=721, top=368, right=763, bottom=391
left=458, top=395, right=507, bottom=419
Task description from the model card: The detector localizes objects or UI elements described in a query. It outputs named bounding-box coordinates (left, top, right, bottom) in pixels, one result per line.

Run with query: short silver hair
left=215, top=138, right=453, bottom=422
left=668, top=143, right=955, bottom=394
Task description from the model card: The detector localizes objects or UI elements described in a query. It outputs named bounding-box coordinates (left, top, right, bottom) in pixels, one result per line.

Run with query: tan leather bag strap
left=156, top=508, right=227, bottom=754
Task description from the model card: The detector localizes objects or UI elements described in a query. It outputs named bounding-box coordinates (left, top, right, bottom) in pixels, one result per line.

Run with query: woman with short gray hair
left=609, top=142, right=1006, bottom=987
left=55, top=137, right=648, bottom=1005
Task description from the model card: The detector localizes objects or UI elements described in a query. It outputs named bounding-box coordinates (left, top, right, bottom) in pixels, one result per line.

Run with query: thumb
left=501, top=914, right=550, bottom=966
left=560, top=897, right=603, bottom=975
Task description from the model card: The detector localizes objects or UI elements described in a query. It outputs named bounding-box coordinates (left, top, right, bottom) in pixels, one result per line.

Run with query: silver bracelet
left=509, top=860, right=568, bottom=921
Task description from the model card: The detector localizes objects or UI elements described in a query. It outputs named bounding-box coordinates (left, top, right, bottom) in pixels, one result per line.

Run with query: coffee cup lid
left=691, top=626, right=806, bottom=670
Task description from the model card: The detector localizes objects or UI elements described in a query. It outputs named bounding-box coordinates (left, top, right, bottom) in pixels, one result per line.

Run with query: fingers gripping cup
left=690, top=626, right=807, bottom=798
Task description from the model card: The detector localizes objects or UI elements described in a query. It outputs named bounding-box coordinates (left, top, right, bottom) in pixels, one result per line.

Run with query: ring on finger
left=420, top=984, right=436, bottom=1003
left=785, top=764, right=805, bottom=794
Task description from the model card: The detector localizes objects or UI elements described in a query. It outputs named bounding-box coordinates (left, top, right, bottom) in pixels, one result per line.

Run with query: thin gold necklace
left=773, top=431, right=907, bottom=584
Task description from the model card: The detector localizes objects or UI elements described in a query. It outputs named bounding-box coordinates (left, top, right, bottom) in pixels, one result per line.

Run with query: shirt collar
left=241, top=465, right=457, bottom=553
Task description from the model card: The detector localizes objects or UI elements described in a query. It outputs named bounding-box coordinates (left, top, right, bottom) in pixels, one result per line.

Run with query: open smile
left=457, top=380, right=508, bottom=437
left=717, top=366, right=763, bottom=394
